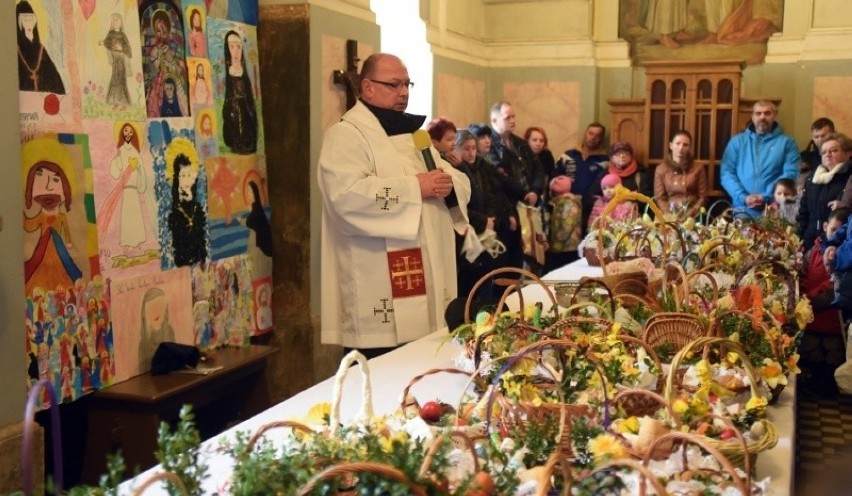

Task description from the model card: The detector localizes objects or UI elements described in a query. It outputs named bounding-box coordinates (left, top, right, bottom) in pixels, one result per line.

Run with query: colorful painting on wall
left=17, top=0, right=82, bottom=138
left=110, top=268, right=193, bottom=381
left=207, top=17, right=264, bottom=156
left=17, top=0, right=271, bottom=407
left=85, top=120, right=160, bottom=280
left=206, top=155, right=272, bottom=260
left=618, top=0, right=784, bottom=65
left=74, top=0, right=146, bottom=121
left=191, top=254, right=255, bottom=345
left=149, top=119, right=210, bottom=269
left=139, top=0, right=190, bottom=118
left=22, top=133, right=113, bottom=407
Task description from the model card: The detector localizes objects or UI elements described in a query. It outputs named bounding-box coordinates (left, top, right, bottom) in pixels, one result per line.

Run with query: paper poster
left=74, top=0, right=146, bottom=120
left=110, top=268, right=193, bottom=380
left=207, top=18, right=264, bottom=155
left=191, top=254, right=254, bottom=346
left=206, top=155, right=271, bottom=260
left=85, top=120, right=160, bottom=279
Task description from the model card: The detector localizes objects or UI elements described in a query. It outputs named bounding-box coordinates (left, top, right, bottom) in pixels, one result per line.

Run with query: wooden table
left=82, top=345, right=277, bottom=483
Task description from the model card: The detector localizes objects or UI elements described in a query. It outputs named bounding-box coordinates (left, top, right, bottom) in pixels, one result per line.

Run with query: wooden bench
left=81, top=345, right=277, bottom=483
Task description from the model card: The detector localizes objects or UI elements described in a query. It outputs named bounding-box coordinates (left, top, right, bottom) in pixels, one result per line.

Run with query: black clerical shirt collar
left=360, top=99, right=426, bottom=136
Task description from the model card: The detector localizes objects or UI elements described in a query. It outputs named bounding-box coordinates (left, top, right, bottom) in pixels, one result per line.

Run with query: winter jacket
left=797, top=161, right=852, bottom=251
left=720, top=122, right=800, bottom=218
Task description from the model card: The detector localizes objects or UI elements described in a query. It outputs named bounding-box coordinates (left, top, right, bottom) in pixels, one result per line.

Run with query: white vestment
left=318, top=102, right=471, bottom=348
left=109, top=142, right=147, bottom=247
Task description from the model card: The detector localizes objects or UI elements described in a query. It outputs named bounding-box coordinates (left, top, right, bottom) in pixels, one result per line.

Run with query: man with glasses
left=721, top=100, right=800, bottom=218
left=317, top=53, right=471, bottom=359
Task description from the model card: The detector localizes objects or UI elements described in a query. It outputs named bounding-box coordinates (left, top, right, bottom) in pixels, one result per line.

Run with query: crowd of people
left=316, top=54, right=852, bottom=397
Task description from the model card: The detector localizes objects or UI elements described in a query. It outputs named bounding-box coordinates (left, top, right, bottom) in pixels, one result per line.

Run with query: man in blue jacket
left=721, top=100, right=801, bottom=217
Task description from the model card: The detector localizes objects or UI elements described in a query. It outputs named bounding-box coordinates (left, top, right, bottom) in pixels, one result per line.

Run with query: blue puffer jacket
left=720, top=122, right=801, bottom=217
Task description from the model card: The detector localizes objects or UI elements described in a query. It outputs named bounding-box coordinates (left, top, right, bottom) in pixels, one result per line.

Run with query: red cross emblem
left=387, top=248, right=426, bottom=298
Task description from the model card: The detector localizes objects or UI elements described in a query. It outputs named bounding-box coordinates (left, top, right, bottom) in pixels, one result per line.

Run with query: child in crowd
left=544, top=175, right=583, bottom=273
left=588, top=173, right=636, bottom=228
left=768, top=177, right=799, bottom=224
left=800, top=207, right=848, bottom=396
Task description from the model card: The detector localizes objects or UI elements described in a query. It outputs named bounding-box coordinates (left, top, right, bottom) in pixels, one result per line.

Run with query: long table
left=117, top=259, right=795, bottom=495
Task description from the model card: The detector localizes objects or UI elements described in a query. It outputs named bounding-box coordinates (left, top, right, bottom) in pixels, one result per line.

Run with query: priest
left=317, top=53, right=471, bottom=358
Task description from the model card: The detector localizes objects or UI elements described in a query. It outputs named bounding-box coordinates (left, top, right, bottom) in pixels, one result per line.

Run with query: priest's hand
left=418, top=170, right=454, bottom=199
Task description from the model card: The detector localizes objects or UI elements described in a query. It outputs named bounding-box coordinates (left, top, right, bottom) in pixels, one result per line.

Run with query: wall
left=1, top=0, right=27, bottom=429
left=0, top=0, right=30, bottom=490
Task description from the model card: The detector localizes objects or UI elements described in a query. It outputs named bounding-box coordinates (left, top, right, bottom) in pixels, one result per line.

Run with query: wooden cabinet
left=609, top=60, right=751, bottom=198
left=81, top=345, right=277, bottom=483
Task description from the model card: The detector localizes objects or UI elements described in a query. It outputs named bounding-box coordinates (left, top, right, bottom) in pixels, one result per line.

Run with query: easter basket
left=664, top=336, right=778, bottom=471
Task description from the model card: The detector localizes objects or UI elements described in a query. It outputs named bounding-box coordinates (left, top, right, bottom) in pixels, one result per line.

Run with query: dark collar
left=361, top=99, right=426, bottom=136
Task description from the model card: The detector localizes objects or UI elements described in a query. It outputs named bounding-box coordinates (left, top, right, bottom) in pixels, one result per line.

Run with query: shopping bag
left=517, top=202, right=546, bottom=266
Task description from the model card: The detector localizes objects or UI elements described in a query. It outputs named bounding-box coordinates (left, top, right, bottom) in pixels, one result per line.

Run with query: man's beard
left=34, top=194, right=62, bottom=210
left=755, top=120, right=771, bottom=134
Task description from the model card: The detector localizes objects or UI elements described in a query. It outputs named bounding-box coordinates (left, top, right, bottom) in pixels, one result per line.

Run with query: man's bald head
left=359, top=53, right=411, bottom=112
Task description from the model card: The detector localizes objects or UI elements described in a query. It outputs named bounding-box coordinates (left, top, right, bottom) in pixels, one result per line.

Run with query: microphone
left=413, top=129, right=437, bottom=171
left=412, top=129, right=458, bottom=207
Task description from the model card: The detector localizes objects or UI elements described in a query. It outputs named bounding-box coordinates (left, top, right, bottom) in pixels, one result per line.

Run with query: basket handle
left=399, top=367, right=472, bottom=413
left=586, top=458, right=668, bottom=496
left=329, top=351, right=374, bottom=433
left=244, top=420, right=315, bottom=453
left=418, top=430, right=481, bottom=479
left=664, top=336, right=764, bottom=406
left=22, top=379, right=63, bottom=496
left=534, top=451, right=574, bottom=496
left=464, top=267, right=557, bottom=323
left=571, top=277, right=616, bottom=316
left=642, top=431, right=750, bottom=495
left=131, top=471, right=189, bottom=496
left=689, top=413, right=752, bottom=487
left=483, top=339, right=612, bottom=431
left=296, top=462, right=427, bottom=496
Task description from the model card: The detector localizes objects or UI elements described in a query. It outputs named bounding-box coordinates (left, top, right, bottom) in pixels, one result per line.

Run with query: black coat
left=798, top=161, right=852, bottom=251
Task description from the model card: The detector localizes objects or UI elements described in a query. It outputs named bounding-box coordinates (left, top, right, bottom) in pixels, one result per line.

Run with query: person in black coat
left=798, top=134, right=852, bottom=251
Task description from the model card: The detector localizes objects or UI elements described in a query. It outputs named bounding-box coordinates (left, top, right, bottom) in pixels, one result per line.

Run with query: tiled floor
left=794, top=389, right=852, bottom=495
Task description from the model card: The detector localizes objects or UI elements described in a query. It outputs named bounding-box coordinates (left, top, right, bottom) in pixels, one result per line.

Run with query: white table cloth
left=118, top=258, right=795, bottom=495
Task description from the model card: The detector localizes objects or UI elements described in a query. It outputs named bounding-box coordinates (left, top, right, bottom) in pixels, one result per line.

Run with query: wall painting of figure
left=148, top=119, right=210, bottom=269
left=619, top=0, right=784, bottom=65
left=17, top=0, right=83, bottom=136
left=207, top=18, right=264, bottom=155
left=22, top=134, right=113, bottom=406
left=139, top=0, right=190, bottom=118
left=75, top=0, right=146, bottom=120
left=85, top=120, right=160, bottom=280
left=206, top=155, right=271, bottom=260
left=110, top=268, right=193, bottom=381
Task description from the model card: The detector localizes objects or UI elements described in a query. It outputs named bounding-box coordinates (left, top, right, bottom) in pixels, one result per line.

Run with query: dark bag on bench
left=150, top=342, right=201, bottom=375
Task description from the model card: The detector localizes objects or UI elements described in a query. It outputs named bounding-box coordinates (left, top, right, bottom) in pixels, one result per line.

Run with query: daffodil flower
left=588, top=433, right=628, bottom=462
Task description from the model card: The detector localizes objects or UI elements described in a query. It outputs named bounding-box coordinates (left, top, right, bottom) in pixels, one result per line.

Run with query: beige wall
left=1, top=0, right=26, bottom=427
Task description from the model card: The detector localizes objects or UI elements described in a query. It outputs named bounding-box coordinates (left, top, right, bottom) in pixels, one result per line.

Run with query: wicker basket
left=479, top=339, right=609, bottom=457
left=641, top=312, right=708, bottom=359
left=296, top=462, right=428, bottom=496
left=461, top=267, right=559, bottom=368
left=399, top=367, right=473, bottom=421
left=663, top=337, right=778, bottom=471
left=642, top=431, right=751, bottom=495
